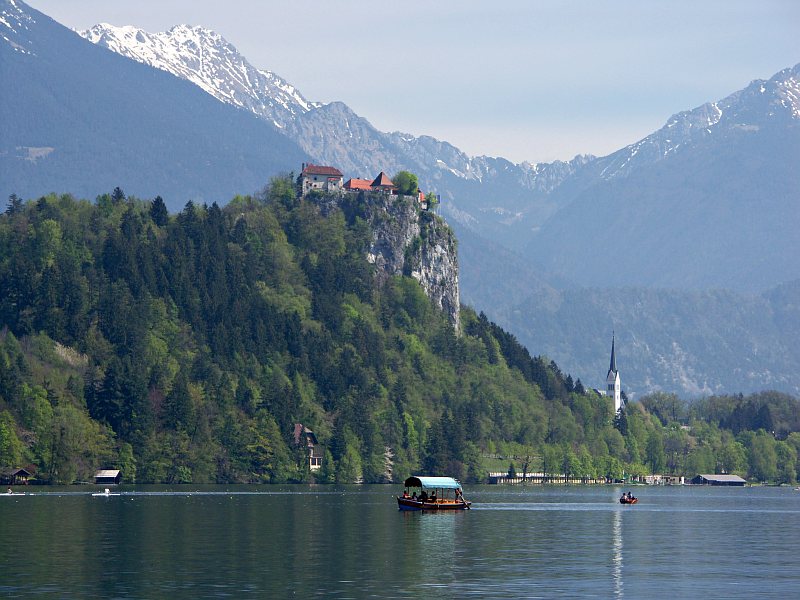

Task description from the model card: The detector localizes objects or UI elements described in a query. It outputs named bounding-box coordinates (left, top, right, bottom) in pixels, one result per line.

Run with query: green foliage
left=391, top=171, right=419, bottom=196
left=645, top=430, right=666, bottom=474
left=745, top=430, right=778, bottom=482
left=640, top=392, right=686, bottom=426
left=0, top=410, right=24, bottom=468
left=0, top=187, right=798, bottom=486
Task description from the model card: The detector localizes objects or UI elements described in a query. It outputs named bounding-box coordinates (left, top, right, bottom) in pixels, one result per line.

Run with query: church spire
left=608, top=332, right=617, bottom=376
left=606, top=332, right=622, bottom=414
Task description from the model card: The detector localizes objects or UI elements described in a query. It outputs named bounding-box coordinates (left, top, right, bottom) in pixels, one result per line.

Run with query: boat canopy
left=404, top=476, right=461, bottom=490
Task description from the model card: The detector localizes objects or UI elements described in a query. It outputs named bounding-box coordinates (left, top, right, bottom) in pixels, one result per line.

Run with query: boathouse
left=1, top=468, right=32, bottom=485
left=293, top=423, right=323, bottom=472
left=690, top=474, right=746, bottom=486
left=94, top=469, right=122, bottom=485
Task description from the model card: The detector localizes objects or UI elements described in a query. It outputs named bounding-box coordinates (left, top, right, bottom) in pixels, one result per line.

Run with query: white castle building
left=606, top=334, right=622, bottom=414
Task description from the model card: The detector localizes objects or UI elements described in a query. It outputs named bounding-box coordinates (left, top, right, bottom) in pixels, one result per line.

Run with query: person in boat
left=430, top=491, right=437, bottom=502
left=419, top=490, right=428, bottom=502
left=620, top=492, right=627, bottom=502
left=402, top=490, right=409, bottom=499
left=6, top=488, right=11, bottom=495
left=411, top=491, right=417, bottom=500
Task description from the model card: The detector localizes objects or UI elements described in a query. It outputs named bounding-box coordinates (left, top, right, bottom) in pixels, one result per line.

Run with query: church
left=605, top=334, right=622, bottom=414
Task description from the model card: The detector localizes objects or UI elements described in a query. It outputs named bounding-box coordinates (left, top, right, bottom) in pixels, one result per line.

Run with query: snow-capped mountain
left=79, top=21, right=587, bottom=242
left=597, top=63, right=800, bottom=180
left=1, top=0, right=307, bottom=206
left=525, top=62, right=800, bottom=292
left=76, top=18, right=800, bottom=295
left=81, top=23, right=318, bottom=129
left=1, top=0, right=35, bottom=54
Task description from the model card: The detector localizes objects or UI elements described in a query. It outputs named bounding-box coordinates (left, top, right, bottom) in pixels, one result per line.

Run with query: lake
left=1, top=484, right=798, bottom=598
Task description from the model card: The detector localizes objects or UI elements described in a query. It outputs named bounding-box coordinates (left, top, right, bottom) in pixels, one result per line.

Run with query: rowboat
left=397, top=476, right=471, bottom=510
left=619, top=496, right=638, bottom=504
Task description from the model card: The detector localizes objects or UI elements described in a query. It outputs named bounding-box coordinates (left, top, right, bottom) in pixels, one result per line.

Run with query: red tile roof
left=344, top=178, right=373, bottom=190
left=302, top=164, right=343, bottom=177
left=371, top=171, right=395, bottom=188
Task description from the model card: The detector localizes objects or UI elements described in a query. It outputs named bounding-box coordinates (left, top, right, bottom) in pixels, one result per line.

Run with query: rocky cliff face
left=406, top=211, right=460, bottom=331
left=316, top=191, right=460, bottom=330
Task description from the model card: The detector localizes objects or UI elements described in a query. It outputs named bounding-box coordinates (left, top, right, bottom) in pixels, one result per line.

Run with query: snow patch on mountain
left=80, top=23, right=319, bottom=129
left=1, top=0, right=35, bottom=54
left=599, top=63, right=800, bottom=181
left=78, top=20, right=591, bottom=196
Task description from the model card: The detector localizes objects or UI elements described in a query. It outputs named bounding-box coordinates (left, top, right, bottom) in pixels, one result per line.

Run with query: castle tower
left=606, top=333, right=622, bottom=414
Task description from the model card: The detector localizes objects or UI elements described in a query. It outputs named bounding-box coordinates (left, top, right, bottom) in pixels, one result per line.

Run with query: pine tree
left=150, top=196, right=169, bottom=226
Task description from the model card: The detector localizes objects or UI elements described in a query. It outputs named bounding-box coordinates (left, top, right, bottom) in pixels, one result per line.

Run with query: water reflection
left=2, top=485, right=799, bottom=598
left=400, top=509, right=461, bottom=591
left=612, top=509, right=623, bottom=599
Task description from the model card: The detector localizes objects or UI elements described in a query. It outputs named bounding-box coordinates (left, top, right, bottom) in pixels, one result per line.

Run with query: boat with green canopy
left=397, top=476, right=471, bottom=510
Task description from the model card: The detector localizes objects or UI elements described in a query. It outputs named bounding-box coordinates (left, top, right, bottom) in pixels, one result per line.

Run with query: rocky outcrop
left=400, top=210, right=460, bottom=331
left=316, top=191, right=460, bottom=330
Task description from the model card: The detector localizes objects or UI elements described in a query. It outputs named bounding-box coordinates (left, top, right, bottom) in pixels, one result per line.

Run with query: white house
left=299, top=163, right=344, bottom=195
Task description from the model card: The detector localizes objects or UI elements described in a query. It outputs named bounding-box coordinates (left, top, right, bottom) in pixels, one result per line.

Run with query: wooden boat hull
left=619, top=497, right=638, bottom=504
left=397, top=497, right=471, bottom=511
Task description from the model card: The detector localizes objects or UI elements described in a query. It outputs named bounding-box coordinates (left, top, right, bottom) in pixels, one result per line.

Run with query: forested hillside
left=1, top=182, right=798, bottom=485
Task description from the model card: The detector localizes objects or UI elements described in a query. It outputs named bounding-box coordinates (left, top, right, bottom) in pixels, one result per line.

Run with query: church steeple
left=606, top=331, right=617, bottom=377
left=606, top=333, right=622, bottom=414
left=608, top=332, right=617, bottom=377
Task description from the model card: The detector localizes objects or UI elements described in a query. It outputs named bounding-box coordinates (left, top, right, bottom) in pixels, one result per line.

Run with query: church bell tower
left=606, top=333, right=622, bottom=414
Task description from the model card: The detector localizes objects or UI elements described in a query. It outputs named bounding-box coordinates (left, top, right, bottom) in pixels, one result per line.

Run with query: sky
left=25, top=0, right=800, bottom=164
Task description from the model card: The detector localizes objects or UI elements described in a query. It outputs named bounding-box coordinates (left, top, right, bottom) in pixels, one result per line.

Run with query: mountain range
left=3, top=0, right=799, bottom=397
left=0, top=0, right=307, bottom=203
left=524, top=64, right=800, bottom=292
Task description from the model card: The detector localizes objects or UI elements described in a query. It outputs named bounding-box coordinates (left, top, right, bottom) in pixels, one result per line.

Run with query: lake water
left=1, top=484, right=798, bottom=598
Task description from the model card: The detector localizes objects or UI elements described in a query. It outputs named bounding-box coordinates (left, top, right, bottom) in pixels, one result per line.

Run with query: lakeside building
left=630, top=474, right=685, bottom=485
left=690, top=474, right=746, bottom=486
left=94, top=469, right=122, bottom=484
left=293, top=423, right=323, bottom=472
left=488, top=471, right=606, bottom=485
left=1, top=467, right=32, bottom=485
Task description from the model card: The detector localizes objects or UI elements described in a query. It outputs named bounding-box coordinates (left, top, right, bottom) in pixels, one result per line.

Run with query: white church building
left=605, top=334, right=623, bottom=414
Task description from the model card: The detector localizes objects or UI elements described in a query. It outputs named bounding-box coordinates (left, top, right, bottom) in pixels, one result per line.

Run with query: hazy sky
left=26, top=0, right=800, bottom=164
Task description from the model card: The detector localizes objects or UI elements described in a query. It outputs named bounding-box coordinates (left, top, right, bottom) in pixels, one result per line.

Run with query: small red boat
left=619, top=496, right=638, bottom=504
left=397, top=476, right=471, bottom=511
